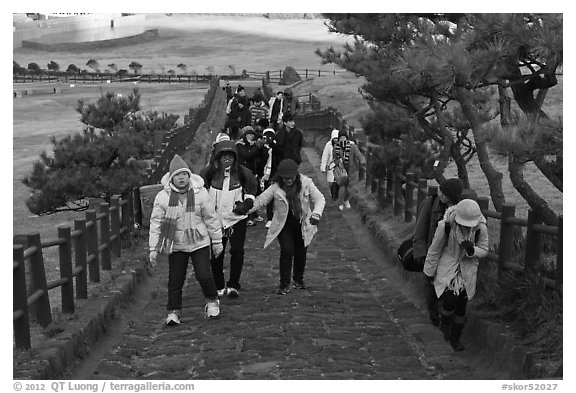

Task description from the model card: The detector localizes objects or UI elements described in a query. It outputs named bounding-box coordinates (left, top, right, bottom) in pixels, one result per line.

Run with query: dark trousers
left=329, top=182, right=340, bottom=201
left=277, top=212, right=307, bottom=286
left=210, top=219, right=248, bottom=290
left=424, top=277, right=439, bottom=319
left=167, top=247, right=217, bottom=310
left=439, top=288, right=468, bottom=317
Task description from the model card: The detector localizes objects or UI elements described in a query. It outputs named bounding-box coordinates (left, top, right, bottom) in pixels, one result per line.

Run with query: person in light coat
left=320, top=129, right=341, bottom=201
left=423, top=198, right=489, bottom=351
left=244, top=159, right=325, bottom=295
left=149, top=154, right=223, bottom=325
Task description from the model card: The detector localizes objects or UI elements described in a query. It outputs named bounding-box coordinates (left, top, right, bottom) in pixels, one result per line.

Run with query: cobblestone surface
left=70, top=148, right=497, bottom=380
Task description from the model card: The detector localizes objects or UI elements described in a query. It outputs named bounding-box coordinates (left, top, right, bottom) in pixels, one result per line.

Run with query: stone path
left=70, top=147, right=495, bottom=380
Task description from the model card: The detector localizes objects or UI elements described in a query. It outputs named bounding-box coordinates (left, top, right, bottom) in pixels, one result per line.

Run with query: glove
left=212, top=242, right=223, bottom=258
left=461, top=240, right=475, bottom=256
left=149, top=251, right=158, bottom=269
left=233, top=199, right=254, bottom=215
left=309, top=213, right=321, bottom=225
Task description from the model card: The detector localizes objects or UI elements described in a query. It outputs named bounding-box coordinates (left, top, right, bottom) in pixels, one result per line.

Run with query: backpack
left=397, top=194, right=439, bottom=272
left=398, top=220, right=481, bottom=272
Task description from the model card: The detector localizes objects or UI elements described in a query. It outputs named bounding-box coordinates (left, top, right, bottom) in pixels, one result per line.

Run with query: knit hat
left=263, top=128, right=275, bottom=138
left=440, top=178, right=464, bottom=205
left=276, top=159, right=299, bottom=177
left=169, top=154, right=192, bottom=182
left=213, top=132, right=230, bottom=146
left=213, top=140, right=237, bottom=159
left=241, top=126, right=256, bottom=138
left=283, top=112, right=294, bottom=122
left=331, top=129, right=340, bottom=139
left=338, top=129, right=348, bottom=138
left=454, top=199, right=483, bottom=227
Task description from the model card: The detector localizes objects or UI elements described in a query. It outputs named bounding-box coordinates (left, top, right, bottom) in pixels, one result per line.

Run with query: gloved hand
left=149, top=250, right=158, bottom=269
left=461, top=240, right=475, bottom=256
left=233, top=199, right=254, bottom=215
left=309, top=213, right=321, bottom=225
left=212, top=242, right=223, bottom=258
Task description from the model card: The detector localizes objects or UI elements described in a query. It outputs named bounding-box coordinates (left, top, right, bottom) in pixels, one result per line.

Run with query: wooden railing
left=13, top=192, right=137, bottom=349
left=13, top=76, right=221, bottom=351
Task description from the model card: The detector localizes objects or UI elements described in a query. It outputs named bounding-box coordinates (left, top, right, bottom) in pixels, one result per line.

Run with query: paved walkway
left=72, top=147, right=493, bottom=380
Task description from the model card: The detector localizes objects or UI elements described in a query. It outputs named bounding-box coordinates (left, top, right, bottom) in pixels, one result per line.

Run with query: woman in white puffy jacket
left=148, top=154, right=223, bottom=325
left=423, top=199, right=489, bottom=351
left=320, top=129, right=340, bottom=201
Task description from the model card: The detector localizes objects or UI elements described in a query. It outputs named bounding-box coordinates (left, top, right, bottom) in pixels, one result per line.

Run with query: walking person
left=260, top=126, right=278, bottom=229
left=236, top=126, right=267, bottom=225
left=320, top=129, right=341, bottom=201
left=332, top=129, right=366, bottom=210
left=226, top=85, right=250, bottom=139
left=274, top=112, right=304, bottom=165
left=199, top=140, right=258, bottom=298
left=241, top=159, right=326, bottom=295
left=413, top=178, right=464, bottom=326
left=423, top=198, right=489, bottom=351
left=148, top=154, right=223, bottom=325
left=268, top=91, right=284, bottom=131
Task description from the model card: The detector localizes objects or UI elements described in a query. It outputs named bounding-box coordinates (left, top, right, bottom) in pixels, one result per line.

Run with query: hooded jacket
left=149, top=172, right=222, bottom=253
left=248, top=174, right=326, bottom=248
left=321, top=129, right=340, bottom=183
left=423, top=206, right=489, bottom=300
left=199, top=141, right=258, bottom=229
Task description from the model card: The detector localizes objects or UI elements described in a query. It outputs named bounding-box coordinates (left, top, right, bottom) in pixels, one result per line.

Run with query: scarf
left=156, top=182, right=196, bottom=254
left=444, top=210, right=481, bottom=295
left=283, top=183, right=302, bottom=221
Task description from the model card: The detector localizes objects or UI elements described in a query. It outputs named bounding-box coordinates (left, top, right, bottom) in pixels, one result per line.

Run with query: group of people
left=223, top=83, right=300, bottom=139
left=148, top=83, right=323, bottom=325
left=148, top=83, right=489, bottom=354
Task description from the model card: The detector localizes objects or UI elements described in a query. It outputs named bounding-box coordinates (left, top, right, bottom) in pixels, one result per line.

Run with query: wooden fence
left=13, top=73, right=216, bottom=84
left=13, top=77, right=221, bottom=350
left=13, top=192, right=137, bottom=350
left=13, top=68, right=346, bottom=85
left=295, top=97, right=563, bottom=292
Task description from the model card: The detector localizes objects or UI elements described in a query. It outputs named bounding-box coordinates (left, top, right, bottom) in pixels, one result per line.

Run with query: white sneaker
left=338, top=204, right=344, bottom=211
left=344, top=200, right=351, bottom=209
left=205, top=299, right=220, bottom=319
left=265, top=221, right=272, bottom=228
left=165, top=310, right=181, bottom=326
left=217, top=288, right=228, bottom=297
left=254, top=215, right=265, bottom=222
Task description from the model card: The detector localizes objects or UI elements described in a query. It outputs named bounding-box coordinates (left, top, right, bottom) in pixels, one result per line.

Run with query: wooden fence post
left=86, top=210, right=101, bottom=283
left=100, top=203, right=112, bottom=270
left=498, top=204, right=517, bottom=277
left=13, top=244, right=31, bottom=350
left=378, top=174, right=386, bottom=209
left=405, top=172, right=414, bottom=222
left=27, top=234, right=52, bottom=328
left=524, top=209, right=542, bottom=270
left=416, top=179, right=428, bottom=217
left=394, top=166, right=403, bottom=217
left=110, top=196, right=121, bottom=258
left=556, top=215, right=563, bottom=286
left=57, top=226, right=75, bottom=313
left=74, top=218, right=88, bottom=299
left=477, top=196, right=490, bottom=214
left=386, top=166, right=394, bottom=205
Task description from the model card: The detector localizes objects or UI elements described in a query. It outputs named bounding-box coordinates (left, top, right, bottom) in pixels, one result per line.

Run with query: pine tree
left=22, top=89, right=180, bottom=215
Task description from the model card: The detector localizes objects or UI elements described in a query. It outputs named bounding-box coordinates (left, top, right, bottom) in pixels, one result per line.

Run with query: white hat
left=454, top=199, right=483, bottom=227
left=331, top=129, right=340, bottom=139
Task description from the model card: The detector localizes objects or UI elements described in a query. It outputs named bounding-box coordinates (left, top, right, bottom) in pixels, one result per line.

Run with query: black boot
left=450, top=322, right=465, bottom=351
left=439, top=314, right=451, bottom=341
